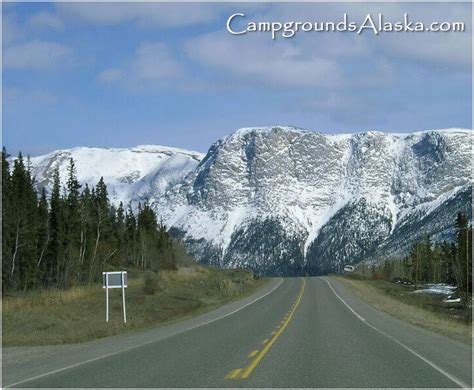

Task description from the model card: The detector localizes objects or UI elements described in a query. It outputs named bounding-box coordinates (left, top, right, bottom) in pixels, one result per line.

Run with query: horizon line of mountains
left=22, top=126, right=473, bottom=276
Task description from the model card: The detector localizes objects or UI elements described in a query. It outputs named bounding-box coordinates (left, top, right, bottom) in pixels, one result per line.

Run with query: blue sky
left=3, top=2, right=472, bottom=156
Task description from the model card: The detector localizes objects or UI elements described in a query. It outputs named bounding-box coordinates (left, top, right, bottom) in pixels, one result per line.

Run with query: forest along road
left=4, top=277, right=472, bottom=388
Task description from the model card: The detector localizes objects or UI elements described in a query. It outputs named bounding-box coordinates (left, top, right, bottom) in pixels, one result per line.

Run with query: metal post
left=122, top=271, right=127, bottom=323
left=105, top=273, right=109, bottom=322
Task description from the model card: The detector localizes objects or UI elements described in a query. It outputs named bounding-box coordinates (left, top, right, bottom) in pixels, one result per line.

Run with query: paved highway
left=3, top=277, right=472, bottom=388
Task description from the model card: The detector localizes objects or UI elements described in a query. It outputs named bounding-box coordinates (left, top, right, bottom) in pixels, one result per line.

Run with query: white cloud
left=181, top=1, right=470, bottom=92
left=4, top=41, right=74, bottom=70
left=98, top=68, right=124, bottom=84
left=2, top=14, right=25, bottom=45
left=132, top=42, right=184, bottom=81
left=383, top=33, right=471, bottom=70
left=56, top=3, right=223, bottom=28
left=28, top=12, right=64, bottom=31
left=185, top=32, right=343, bottom=89
left=303, top=94, right=368, bottom=113
left=98, top=42, right=184, bottom=91
left=4, top=87, right=58, bottom=105
left=352, top=60, right=395, bottom=88
left=298, top=93, right=384, bottom=128
left=3, top=10, right=64, bottom=46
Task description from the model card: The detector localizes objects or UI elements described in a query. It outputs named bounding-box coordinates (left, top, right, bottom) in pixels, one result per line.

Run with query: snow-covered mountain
left=153, top=127, right=472, bottom=275
left=28, top=145, right=203, bottom=206
left=28, top=127, right=472, bottom=275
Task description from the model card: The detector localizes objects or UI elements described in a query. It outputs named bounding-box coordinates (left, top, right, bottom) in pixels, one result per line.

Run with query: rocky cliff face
left=154, top=127, right=472, bottom=275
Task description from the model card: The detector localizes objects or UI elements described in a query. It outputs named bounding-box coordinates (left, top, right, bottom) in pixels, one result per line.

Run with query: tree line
left=366, top=212, right=472, bottom=298
left=2, top=149, right=179, bottom=292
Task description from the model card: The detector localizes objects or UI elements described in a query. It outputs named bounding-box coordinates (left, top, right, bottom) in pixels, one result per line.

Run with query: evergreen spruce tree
left=455, top=212, right=471, bottom=303
left=137, top=202, right=157, bottom=269
left=432, top=243, right=442, bottom=284
left=36, top=188, right=50, bottom=285
left=113, top=202, right=126, bottom=267
left=157, top=221, right=176, bottom=271
left=409, top=243, right=420, bottom=288
left=8, top=153, right=26, bottom=289
left=63, top=159, right=82, bottom=286
left=125, top=202, right=138, bottom=267
left=420, top=236, right=432, bottom=282
left=7, top=153, right=39, bottom=289
left=88, top=177, right=113, bottom=282
left=2, top=148, right=12, bottom=291
left=46, top=166, right=64, bottom=286
left=440, top=241, right=455, bottom=284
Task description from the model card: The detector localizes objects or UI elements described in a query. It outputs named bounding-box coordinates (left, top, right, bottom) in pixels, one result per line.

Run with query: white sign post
left=102, top=271, right=128, bottom=323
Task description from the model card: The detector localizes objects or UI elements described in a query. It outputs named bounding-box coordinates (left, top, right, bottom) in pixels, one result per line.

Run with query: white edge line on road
left=322, top=277, right=470, bottom=389
left=5, top=278, right=284, bottom=388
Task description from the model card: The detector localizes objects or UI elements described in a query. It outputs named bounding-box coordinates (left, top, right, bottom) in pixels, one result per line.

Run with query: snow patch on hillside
left=27, top=145, right=204, bottom=206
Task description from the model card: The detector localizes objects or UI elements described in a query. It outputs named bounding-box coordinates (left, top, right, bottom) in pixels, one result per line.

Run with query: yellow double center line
left=230, top=278, right=306, bottom=380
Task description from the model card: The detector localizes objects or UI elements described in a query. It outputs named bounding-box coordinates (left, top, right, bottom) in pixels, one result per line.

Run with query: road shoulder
left=3, top=277, right=282, bottom=387
left=325, top=276, right=472, bottom=388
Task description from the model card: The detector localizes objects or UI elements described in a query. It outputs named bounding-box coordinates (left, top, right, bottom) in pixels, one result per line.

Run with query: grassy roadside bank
left=3, top=267, right=268, bottom=347
left=334, top=275, right=472, bottom=344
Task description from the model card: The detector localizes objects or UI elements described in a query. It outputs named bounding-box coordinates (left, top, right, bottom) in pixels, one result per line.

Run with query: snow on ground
left=443, top=297, right=461, bottom=303
left=413, top=283, right=457, bottom=295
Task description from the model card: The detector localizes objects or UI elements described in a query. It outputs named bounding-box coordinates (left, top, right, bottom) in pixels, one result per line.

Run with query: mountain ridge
left=26, top=144, right=204, bottom=206
left=23, top=126, right=472, bottom=275
left=154, top=126, right=472, bottom=274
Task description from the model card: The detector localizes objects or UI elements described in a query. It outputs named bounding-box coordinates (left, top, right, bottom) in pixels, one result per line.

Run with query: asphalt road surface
left=4, top=277, right=472, bottom=388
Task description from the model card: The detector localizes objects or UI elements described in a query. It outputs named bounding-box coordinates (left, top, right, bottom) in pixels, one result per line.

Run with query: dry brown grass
left=3, top=267, right=267, bottom=347
left=335, top=276, right=472, bottom=344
